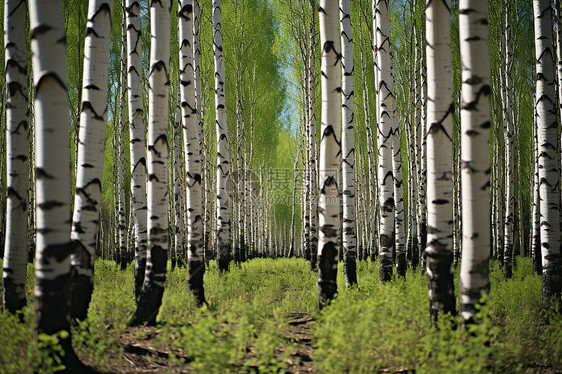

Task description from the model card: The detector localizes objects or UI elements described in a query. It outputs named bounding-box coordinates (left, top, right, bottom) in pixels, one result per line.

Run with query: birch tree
left=173, top=95, right=185, bottom=270
left=70, top=0, right=114, bottom=321
left=179, top=0, right=206, bottom=305
left=458, top=0, right=491, bottom=323
left=125, top=0, right=148, bottom=300
left=418, top=10, right=428, bottom=270
left=30, top=0, right=86, bottom=369
left=130, top=0, right=171, bottom=326
left=425, top=0, right=456, bottom=319
left=533, top=0, right=562, bottom=303
left=213, top=0, right=232, bottom=275
left=3, top=0, right=30, bottom=315
left=374, top=0, right=395, bottom=282
left=117, top=11, right=128, bottom=271
left=340, top=0, right=357, bottom=287
left=317, top=0, right=341, bottom=307
left=502, top=1, right=515, bottom=279
left=531, top=105, right=542, bottom=275
left=308, top=0, right=318, bottom=270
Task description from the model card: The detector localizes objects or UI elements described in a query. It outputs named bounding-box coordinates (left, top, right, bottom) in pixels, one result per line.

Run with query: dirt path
left=91, top=312, right=317, bottom=373
left=281, top=312, right=316, bottom=373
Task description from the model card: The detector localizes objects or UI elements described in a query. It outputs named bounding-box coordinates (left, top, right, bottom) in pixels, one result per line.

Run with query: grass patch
left=0, top=257, right=560, bottom=373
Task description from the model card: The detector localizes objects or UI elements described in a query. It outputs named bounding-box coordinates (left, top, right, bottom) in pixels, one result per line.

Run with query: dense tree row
left=0, top=0, right=561, bottom=370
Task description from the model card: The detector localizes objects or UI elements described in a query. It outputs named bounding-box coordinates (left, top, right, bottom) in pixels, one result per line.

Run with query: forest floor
left=1, top=257, right=562, bottom=373
left=92, top=311, right=316, bottom=373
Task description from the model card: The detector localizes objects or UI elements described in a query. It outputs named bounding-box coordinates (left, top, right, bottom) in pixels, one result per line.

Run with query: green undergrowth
left=314, top=257, right=562, bottom=373
left=0, top=257, right=560, bottom=373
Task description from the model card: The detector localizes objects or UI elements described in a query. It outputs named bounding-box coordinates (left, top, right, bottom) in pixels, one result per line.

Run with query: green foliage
left=33, top=330, right=69, bottom=374
left=1, top=257, right=562, bottom=372
left=0, top=307, right=34, bottom=373
left=313, top=257, right=561, bottom=373
left=72, top=260, right=136, bottom=366
left=159, top=258, right=315, bottom=372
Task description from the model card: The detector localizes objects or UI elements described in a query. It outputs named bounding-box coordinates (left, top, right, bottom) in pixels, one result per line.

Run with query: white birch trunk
left=359, top=25, right=377, bottom=259
left=458, top=0, right=491, bottom=323
left=179, top=0, right=206, bottom=304
left=236, top=99, right=246, bottom=262
left=414, top=23, right=423, bottom=268
left=309, top=0, right=318, bottom=270
left=502, top=2, right=515, bottom=279
left=419, top=9, right=428, bottom=270
left=555, top=0, right=562, bottom=144
left=533, top=0, right=562, bottom=302
left=303, top=65, right=312, bottom=263
left=317, top=0, right=341, bottom=307
left=213, top=0, right=232, bottom=275
left=70, top=0, right=114, bottom=321
left=30, top=0, right=84, bottom=368
left=289, top=147, right=301, bottom=257
left=118, top=13, right=128, bottom=271
left=340, top=0, right=357, bottom=287
left=3, top=0, right=29, bottom=314
left=425, top=0, right=456, bottom=320
left=531, top=101, right=542, bottom=275
left=374, top=0, right=395, bottom=281
left=131, top=0, right=171, bottom=326
left=392, top=114, right=406, bottom=277
left=173, top=95, right=185, bottom=269
left=125, top=0, right=148, bottom=300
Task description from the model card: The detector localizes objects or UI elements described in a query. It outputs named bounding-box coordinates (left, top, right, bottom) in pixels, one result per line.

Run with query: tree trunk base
left=396, top=251, right=406, bottom=278
left=426, top=246, right=457, bottom=322
left=188, top=259, right=206, bottom=306
left=2, top=277, right=27, bottom=317
left=128, top=282, right=164, bottom=327
left=134, top=257, right=146, bottom=301
left=317, top=242, right=338, bottom=310
left=344, top=253, right=357, bottom=287
left=217, top=244, right=231, bottom=278
left=70, top=270, right=93, bottom=322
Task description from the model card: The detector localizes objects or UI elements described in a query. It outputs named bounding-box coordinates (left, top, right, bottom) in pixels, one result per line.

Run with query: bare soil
left=86, top=312, right=316, bottom=373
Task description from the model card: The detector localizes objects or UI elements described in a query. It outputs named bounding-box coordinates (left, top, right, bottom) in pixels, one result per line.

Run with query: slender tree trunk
left=317, top=0, right=341, bottom=308
left=130, top=0, right=171, bottom=326
left=70, top=0, right=114, bottom=321
left=374, top=0, right=395, bottom=281
left=193, top=0, right=208, bottom=265
left=531, top=101, right=542, bottom=275
left=125, top=0, right=148, bottom=301
left=0, top=89, right=5, bottom=264
left=425, top=0, right=456, bottom=320
left=30, top=0, right=87, bottom=369
left=309, top=0, right=318, bottom=270
left=413, top=21, right=422, bottom=269
left=173, top=95, right=185, bottom=271
left=533, top=0, right=562, bottom=303
left=113, top=129, right=119, bottom=263
left=118, top=12, right=128, bottom=271
left=496, top=128, right=504, bottom=262
left=502, top=1, right=515, bottom=279
left=213, top=0, right=232, bottom=276
left=459, top=0, right=491, bottom=323
left=393, top=123, right=406, bottom=277
left=179, top=0, right=206, bottom=305
left=236, top=98, right=246, bottom=263
left=303, top=80, right=311, bottom=263
left=340, top=0, right=357, bottom=287
left=359, top=23, right=378, bottom=260
left=555, top=0, right=562, bottom=135
left=288, top=147, right=301, bottom=258
left=3, top=0, right=30, bottom=315
left=419, top=1, right=428, bottom=270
